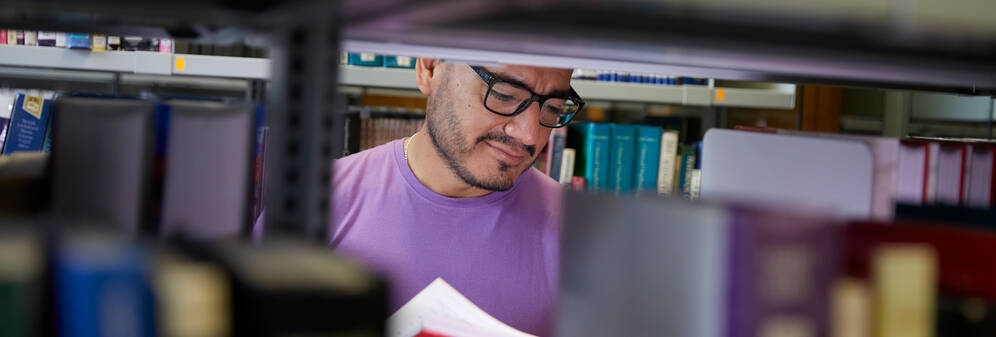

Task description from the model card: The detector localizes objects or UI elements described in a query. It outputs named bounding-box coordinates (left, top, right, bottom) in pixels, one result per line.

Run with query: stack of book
left=49, top=94, right=267, bottom=240
left=543, top=122, right=700, bottom=199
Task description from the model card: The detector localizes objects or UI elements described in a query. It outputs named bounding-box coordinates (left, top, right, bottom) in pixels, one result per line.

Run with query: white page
left=387, top=278, right=535, bottom=337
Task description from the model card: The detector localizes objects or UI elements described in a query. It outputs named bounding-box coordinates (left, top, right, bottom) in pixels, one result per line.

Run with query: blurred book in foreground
left=388, top=278, right=535, bottom=337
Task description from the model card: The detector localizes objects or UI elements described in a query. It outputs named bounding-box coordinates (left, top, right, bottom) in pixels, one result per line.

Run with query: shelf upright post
left=262, top=1, right=340, bottom=242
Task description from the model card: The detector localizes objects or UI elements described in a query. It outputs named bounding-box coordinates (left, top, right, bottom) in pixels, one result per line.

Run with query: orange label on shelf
left=175, top=57, right=186, bottom=71
left=715, top=88, right=726, bottom=101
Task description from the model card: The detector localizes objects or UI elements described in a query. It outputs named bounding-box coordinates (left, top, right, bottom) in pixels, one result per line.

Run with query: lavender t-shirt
left=330, top=139, right=563, bottom=336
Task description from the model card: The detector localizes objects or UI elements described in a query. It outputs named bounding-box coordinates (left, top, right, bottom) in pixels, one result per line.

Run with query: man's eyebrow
left=488, top=69, right=573, bottom=98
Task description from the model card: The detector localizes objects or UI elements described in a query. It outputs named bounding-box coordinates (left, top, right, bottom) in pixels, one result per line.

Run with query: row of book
left=341, top=53, right=418, bottom=69
left=712, top=127, right=996, bottom=222
left=0, top=229, right=385, bottom=337
left=342, top=107, right=425, bottom=156
left=571, top=69, right=709, bottom=86
left=0, top=92, right=268, bottom=239
left=358, top=118, right=424, bottom=152
left=1, top=30, right=173, bottom=52
left=540, top=122, right=702, bottom=199
left=562, top=192, right=996, bottom=337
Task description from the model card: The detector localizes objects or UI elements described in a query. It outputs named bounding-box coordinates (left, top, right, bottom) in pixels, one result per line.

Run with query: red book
left=0, top=30, right=6, bottom=44
left=844, top=221, right=996, bottom=301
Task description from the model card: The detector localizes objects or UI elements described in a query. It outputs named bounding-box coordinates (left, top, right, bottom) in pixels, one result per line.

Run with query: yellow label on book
left=175, top=57, right=186, bottom=71
left=23, top=96, right=43, bottom=119
left=716, top=88, right=726, bottom=101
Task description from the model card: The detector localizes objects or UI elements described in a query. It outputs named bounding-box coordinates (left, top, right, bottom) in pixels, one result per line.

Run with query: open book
left=387, top=278, right=537, bottom=337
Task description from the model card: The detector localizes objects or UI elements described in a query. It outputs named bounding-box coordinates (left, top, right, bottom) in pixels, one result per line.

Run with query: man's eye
left=491, top=92, right=517, bottom=102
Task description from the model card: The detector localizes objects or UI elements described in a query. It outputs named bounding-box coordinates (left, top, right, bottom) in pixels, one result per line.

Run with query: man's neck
left=405, top=132, right=493, bottom=198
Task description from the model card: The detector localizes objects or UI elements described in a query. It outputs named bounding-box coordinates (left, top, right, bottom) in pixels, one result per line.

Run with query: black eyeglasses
left=470, top=65, right=584, bottom=128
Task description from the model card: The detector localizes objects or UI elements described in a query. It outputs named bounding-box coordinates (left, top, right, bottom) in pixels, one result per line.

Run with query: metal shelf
left=0, top=45, right=795, bottom=109
left=0, top=44, right=171, bottom=75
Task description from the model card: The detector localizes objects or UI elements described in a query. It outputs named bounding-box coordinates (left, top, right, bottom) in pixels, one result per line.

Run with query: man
left=330, top=58, right=583, bottom=336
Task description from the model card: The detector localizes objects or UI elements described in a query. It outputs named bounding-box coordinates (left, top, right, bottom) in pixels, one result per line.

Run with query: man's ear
left=415, top=58, right=440, bottom=96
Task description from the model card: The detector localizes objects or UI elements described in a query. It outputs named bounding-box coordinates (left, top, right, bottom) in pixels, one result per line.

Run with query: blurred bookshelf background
left=1, top=0, right=996, bottom=337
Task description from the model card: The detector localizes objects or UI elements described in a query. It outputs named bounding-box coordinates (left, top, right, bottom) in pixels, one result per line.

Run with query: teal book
left=567, top=122, right=587, bottom=178
left=584, top=123, right=611, bottom=192
left=609, top=124, right=636, bottom=195
left=634, top=125, right=662, bottom=195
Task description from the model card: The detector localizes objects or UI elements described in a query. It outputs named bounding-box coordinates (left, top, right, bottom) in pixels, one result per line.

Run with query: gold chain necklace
left=404, top=135, right=414, bottom=161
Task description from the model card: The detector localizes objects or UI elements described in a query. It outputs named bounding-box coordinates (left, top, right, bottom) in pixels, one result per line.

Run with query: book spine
left=0, top=29, right=6, bottom=44
left=55, top=32, right=67, bottom=48
left=609, top=124, right=636, bottom=195
left=831, top=279, right=871, bottom=337
left=67, top=33, right=91, bottom=49
left=108, top=36, right=121, bottom=50
left=91, top=34, right=107, bottom=51
left=15, top=30, right=23, bottom=45
left=873, top=244, right=936, bottom=337
left=37, top=31, right=56, bottom=46
left=6, top=30, right=16, bottom=45
left=657, top=130, right=679, bottom=196
left=634, top=126, right=661, bottom=194
left=23, top=31, right=36, bottom=46
left=958, top=145, right=967, bottom=206
left=991, top=146, right=996, bottom=208
left=546, top=127, right=567, bottom=181
left=2, top=94, right=51, bottom=155
left=727, top=209, right=838, bottom=337
left=584, top=123, right=611, bottom=192
left=559, top=148, right=576, bottom=185
left=924, top=142, right=936, bottom=205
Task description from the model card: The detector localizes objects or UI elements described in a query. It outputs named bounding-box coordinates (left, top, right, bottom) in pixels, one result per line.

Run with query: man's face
left=425, top=63, right=573, bottom=191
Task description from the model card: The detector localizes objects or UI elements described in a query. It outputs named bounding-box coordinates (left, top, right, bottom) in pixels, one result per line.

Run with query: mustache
left=476, top=132, right=536, bottom=157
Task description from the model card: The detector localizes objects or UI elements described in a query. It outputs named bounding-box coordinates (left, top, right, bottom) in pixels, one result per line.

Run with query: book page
left=387, top=278, right=536, bottom=337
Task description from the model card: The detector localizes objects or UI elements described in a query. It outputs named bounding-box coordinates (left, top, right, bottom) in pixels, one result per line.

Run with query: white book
left=656, top=130, right=679, bottom=196
left=775, top=130, right=900, bottom=221
left=559, top=148, right=576, bottom=185
left=965, top=145, right=995, bottom=208
left=388, top=278, right=535, bottom=337
left=925, top=142, right=940, bottom=205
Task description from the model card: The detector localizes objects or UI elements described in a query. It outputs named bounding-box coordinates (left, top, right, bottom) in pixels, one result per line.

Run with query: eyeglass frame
left=469, top=65, right=585, bottom=128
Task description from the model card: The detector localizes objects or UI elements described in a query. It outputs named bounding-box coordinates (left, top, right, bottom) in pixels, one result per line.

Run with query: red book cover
left=844, top=221, right=996, bottom=301
left=0, top=30, right=6, bottom=44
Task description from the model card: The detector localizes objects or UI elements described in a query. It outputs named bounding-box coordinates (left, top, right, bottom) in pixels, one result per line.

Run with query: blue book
left=634, top=125, right=662, bottom=194
left=66, top=33, right=91, bottom=49
left=2, top=94, right=52, bottom=155
left=609, top=124, right=637, bottom=195
left=55, top=238, right=156, bottom=337
left=584, top=123, right=611, bottom=192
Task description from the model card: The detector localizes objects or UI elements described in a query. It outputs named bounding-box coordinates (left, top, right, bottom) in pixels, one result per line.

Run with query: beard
left=425, top=79, right=537, bottom=192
